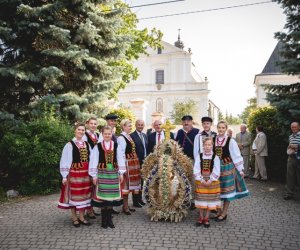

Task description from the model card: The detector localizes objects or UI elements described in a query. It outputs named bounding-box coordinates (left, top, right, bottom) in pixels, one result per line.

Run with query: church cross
left=161, top=120, right=176, bottom=140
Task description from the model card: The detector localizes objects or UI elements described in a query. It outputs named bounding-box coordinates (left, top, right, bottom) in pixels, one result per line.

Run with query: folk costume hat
left=201, top=116, right=213, bottom=123
left=105, top=114, right=118, bottom=120
left=181, top=115, right=193, bottom=121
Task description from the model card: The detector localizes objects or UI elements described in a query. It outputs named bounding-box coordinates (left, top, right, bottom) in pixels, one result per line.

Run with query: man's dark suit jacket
left=147, top=131, right=174, bottom=153
left=130, top=130, right=149, bottom=165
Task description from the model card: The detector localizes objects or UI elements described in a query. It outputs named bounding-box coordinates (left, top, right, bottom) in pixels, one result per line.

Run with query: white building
left=254, top=42, right=299, bottom=107
left=117, top=37, right=219, bottom=125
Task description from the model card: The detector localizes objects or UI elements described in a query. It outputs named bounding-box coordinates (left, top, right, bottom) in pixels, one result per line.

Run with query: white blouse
left=59, top=138, right=92, bottom=179
left=116, top=132, right=131, bottom=175
left=194, top=153, right=221, bottom=182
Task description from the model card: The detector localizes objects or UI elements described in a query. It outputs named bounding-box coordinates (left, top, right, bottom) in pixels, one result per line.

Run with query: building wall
left=254, top=74, right=300, bottom=107
left=118, top=41, right=212, bottom=125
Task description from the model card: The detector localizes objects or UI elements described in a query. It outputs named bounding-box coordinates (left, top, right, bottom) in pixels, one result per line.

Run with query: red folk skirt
left=58, top=162, right=92, bottom=211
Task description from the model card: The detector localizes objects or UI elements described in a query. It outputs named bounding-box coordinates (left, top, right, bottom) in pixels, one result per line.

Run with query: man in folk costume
left=175, top=115, right=199, bottom=210
left=89, top=126, right=123, bottom=229
left=175, top=115, right=199, bottom=160
left=130, top=119, right=148, bottom=207
left=105, top=114, right=119, bottom=143
left=117, top=119, right=141, bottom=215
left=194, top=116, right=217, bottom=160
left=148, top=120, right=174, bottom=153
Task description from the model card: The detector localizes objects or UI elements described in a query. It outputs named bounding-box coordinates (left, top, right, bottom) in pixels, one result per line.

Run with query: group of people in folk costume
left=58, top=114, right=249, bottom=228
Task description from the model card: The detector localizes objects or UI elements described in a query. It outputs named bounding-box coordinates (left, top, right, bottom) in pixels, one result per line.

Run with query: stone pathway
left=0, top=179, right=300, bottom=250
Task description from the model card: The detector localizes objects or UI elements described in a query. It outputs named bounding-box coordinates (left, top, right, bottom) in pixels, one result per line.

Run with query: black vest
left=70, top=141, right=90, bottom=163
left=85, top=132, right=99, bottom=149
left=176, top=128, right=199, bottom=159
left=200, top=153, right=215, bottom=173
left=97, top=142, right=118, bottom=169
left=213, top=137, right=232, bottom=163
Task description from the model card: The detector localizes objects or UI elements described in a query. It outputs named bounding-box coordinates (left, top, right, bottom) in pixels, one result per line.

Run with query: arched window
left=157, top=47, right=162, bottom=54
left=156, top=98, right=163, bottom=112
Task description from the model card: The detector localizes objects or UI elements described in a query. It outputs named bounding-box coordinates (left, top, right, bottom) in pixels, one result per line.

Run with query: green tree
left=239, top=97, right=257, bottom=124
left=264, top=1, right=300, bottom=137
left=0, top=0, right=162, bottom=122
left=170, top=99, right=197, bottom=124
left=274, top=0, right=300, bottom=75
left=224, top=112, right=242, bottom=125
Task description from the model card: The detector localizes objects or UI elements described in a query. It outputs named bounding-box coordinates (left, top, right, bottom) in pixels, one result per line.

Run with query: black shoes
left=284, top=195, right=294, bottom=200
left=133, top=202, right=143, bottom=208
left=78, top=218, right=91, bottom=226
left=110, top=208, right=120, bottom=215
left=72, top=219, right=80, bottom=227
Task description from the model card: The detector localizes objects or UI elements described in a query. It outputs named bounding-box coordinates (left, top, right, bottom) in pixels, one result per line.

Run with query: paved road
left=0, top=179, right=300, bottom=250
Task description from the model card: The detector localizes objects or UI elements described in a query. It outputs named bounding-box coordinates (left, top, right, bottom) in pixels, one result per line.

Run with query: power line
left=130, top=0, right=185, bottom=9
left=139, top=1, right=272, bottom=20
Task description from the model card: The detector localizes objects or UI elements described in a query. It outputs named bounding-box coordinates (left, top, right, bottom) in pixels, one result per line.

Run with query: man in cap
left=175, top=115, right=200, bottom=210
left=105, top=114, right=119, bottom=143
left=175, top=115, right=200, bottom=160
left=193, top=116, right=217, bottom=159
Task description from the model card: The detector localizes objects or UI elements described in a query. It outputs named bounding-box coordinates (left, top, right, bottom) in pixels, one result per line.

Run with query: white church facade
left=117, top=38, right=219, bottom=125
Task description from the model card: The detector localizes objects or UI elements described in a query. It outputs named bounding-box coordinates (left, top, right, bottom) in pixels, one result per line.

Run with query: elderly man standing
left=252, top=125, right=268, bottom=181
left=130, top=119, right=148, bottom=207
left=236, top=124, right=252, bottom=178
left=284, top=122, right=300, bottom=200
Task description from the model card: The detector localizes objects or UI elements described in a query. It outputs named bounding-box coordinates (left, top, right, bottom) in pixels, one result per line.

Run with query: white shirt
left=116, top=132, right=131, bottom=174
left=193, top=153, right=220, bottom=182
left=156, top=131, right=165, bottom=144
left=60, top=138, right=92, bottom=178
left=193, top=134, right=203, bottom=160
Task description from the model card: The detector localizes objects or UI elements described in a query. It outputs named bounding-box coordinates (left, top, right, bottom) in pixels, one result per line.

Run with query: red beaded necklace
left=216, top=136, right=226, bottom=146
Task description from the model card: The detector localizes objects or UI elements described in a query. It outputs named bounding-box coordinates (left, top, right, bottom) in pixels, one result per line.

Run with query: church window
left=156, top=98, right=163, bottom=112
left=157, top=48, right=162, bottom=54
left=156, top=70, right=164, bottom=84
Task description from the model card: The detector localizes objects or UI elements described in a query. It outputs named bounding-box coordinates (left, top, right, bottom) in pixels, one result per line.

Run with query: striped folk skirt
left=122, top=156, right=141, bottom=195
left=219, top=161, right=249, bottom=201
left=58, top=162, right=91, bottom=211
left=195, top=175, right=221, bottom=210
left=91, top=164, right=123, bottom=207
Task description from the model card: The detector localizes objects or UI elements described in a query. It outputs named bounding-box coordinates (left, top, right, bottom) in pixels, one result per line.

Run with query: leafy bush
left=248, top=106, right=288, bottom=182
left=108, top=108, right=136, bottom=135
left=0, top=116, right=73, bottom=195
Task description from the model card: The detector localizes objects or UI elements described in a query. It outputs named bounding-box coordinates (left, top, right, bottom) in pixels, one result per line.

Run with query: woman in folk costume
left=117, top=119, right=141, bottom=215
left=89, top=126, right=123, bottom=229
left=213, top=120, right=249, bottom=222
left=58, top=123, right=92, bottom=227
left=83, top=117, right=102, bottom=219
left=194, top=137, right=221, bottom=228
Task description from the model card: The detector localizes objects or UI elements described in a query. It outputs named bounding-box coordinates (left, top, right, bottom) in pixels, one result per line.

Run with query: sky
left=124, top=0, right=286, bottom=116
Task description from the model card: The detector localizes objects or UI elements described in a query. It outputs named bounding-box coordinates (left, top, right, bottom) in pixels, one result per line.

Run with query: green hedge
left=0, top=117, right=73, bottom=195
left=248, top=106, right=288, bottom=182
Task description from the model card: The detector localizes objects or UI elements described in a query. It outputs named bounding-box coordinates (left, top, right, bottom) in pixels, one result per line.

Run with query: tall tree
left=170, top=99, right=197, bottom=124
left=0, top=0, right=162, bottom=121
left=264, top=0, right=300, bottom=135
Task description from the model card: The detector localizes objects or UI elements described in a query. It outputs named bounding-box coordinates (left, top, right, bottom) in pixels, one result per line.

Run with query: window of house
left=155, top=70, right=164, bottom=84
left=157, top=48, right=162, bottom=54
